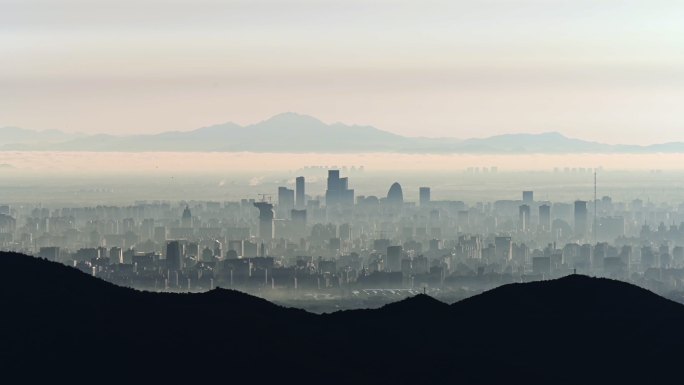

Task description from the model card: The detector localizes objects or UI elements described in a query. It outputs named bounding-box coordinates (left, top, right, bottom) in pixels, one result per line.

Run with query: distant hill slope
left=2, top=252, right=684, bottom=384
left=4, top=113, right=684, bottom=153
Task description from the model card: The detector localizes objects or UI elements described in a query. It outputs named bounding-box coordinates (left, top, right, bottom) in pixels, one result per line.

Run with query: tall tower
left=387, top=182, right=404, bottom=208
left=295, top=176, right=305, bottom=209
left=253, top=202, right=274, bottom=240
left=166, top=241, right=183, bottom=271
left=574, top=200, right=588, bottom=239
left=181, top=205, right=192, bottom=228
left=594, top=171, right=597, bottom=243
left=539, top=204, right=551, bottom=231
left=277, top=186, right=295, bottom=218
left=325, top=169, right=354, bottom=207
left=519, top=204, right=530, bottom=232
left=419, top=187, right=431, bottom=206
left=522, top=191, right=534, bottom=204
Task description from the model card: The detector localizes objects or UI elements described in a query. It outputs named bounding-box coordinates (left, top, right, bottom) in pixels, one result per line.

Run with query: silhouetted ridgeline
left=2, top=252, right=683, bottom=384
left=4, top=113, right=684, bottom=153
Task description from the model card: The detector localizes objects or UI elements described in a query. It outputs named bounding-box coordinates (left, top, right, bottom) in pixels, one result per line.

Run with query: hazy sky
left=3, top=0, right=684, bottom=144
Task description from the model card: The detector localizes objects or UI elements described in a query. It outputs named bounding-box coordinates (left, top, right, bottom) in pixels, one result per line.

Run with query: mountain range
left=1, top=112, right=683, bottom=153
left=2, top=251, right=684, bottom=384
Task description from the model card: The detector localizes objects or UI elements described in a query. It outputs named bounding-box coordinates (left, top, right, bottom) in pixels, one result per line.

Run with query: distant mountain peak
left=259, top=112, right=325, bottom=127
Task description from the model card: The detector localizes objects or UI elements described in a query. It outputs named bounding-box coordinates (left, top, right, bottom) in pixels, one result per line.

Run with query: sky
left=2, top=0, right=684, bottom=144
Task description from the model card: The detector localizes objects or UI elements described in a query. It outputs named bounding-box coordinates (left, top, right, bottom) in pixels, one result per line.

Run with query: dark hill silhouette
left=2, top=252, right=683, bottom=384
left=454, top=273, right=684, bottom=314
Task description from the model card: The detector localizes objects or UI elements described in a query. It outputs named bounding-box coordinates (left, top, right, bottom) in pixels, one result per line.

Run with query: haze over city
left=4, top=1, right=684, bottom=384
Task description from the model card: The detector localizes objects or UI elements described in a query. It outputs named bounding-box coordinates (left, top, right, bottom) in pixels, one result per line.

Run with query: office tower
left=539, top=204, right=551, bottom=231
left=166, top=241, right=183, bottom=271
left=109, top=247, right=123, bottom=264
left=387, top=182, right=404, bottom=208
left=386, top=245, right=403, bottom=272
left=523, top=191, right=534, bottom=204
left=325, top=169, right=354, bottom=207
left=253, top=202, right=275, bottom=240
left=295, top=176, right=305, bottom=209
left=278, top=187, right=295, bottom=217
left=574, top=201, right=588, bottom=239
left=181, top=206, right=192, bottom=228
left=519, top=204, right=531, bottom=232
left=291, top=209, right=307, bottom=237
left=419, top=187, right=431, bottom=206
left=327, top=169, right=340, bottom=191
left=494, top=236, right=512, bottom=262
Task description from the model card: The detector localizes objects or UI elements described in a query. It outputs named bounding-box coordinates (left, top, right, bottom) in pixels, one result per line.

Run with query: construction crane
left=258, top=194, right=272, bottom=203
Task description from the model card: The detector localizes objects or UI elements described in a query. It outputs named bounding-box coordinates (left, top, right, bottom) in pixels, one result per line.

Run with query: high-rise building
left=181, top=206, right=192, bottom=228
left=278, top=187, right=295, bottom=217
left=109, top=247, right=123, bottom=264
left=295, top=176, right=305, bottom=209
left=386, top=245, right=403, bottom=272
left=166, top=241, right=183, bottom=271
left=574, top=200, right=588, bottom=239
left=419, top=187, right=431, bottom=206
left=519, top=204, right=530, bottom=232
left=291, top=209, right=307, bottom=237
left=387, top=182, right=404, bottom=208
left=495, top=236, right=512, bottom=262
left=254, top=202, right=275, bottom=240
left=523, top=191, right=534, bottom=204
left=539, top=204, right=551, bottom=231
left=325, top=170, right=354, bottom=207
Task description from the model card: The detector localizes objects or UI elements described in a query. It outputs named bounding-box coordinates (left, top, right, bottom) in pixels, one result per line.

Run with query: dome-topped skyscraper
left=387, top=182, right=404, bottom=207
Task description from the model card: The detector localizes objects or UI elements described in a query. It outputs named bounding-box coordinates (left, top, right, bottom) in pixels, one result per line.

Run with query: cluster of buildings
left=3, top=169, right=684, bottom=299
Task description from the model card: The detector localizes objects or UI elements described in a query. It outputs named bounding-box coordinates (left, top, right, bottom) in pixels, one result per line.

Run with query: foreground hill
left=1, top=252, right=683, bottom=384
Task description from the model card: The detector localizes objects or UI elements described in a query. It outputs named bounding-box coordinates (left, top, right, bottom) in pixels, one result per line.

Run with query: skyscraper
left=574, top=200, right=588, bottom=239
left=295, top=176, right=305, bottom=209
left=387, top=182, right=404, bottom=208
left=523, top=191, right=534, bottom=204
left=166, top=241, right=183, bottom=271
left=278, top=186, right=295, bottom=217
left=419, top=187, right=431, bottom=206
left=325, top=169, right=354, bottom=207
left=495, top=236, right=512, bottom=262
left=519, top=204, right=530, bottom=232
left=291, top=209, right=307, bottom=237
left=254, top=202, right=275, bottom=240
left=386, top=245, right=403, bottom=272
left=539, top=204, right=551, bottom=231
left=181, top=205, right=192, bottom=228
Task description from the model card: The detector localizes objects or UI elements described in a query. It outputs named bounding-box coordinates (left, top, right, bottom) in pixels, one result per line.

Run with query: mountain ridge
left=2, top=113, right=684, bottom=153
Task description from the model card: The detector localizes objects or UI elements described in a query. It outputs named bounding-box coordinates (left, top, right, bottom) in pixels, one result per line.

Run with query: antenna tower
left=593, top=170, right=597, bottom=243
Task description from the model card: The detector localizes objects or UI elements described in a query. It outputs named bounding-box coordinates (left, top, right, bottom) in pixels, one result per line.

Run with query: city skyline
left=5, top=1, right=684, bottom=383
